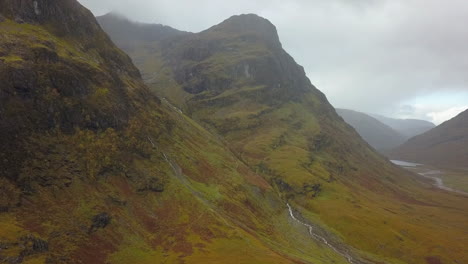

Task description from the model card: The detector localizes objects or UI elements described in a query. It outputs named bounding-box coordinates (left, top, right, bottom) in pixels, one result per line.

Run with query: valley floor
left=391, top=160, right=468, bottom=195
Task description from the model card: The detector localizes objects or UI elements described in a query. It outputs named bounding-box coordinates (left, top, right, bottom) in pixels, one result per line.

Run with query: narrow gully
left=286, top=203, right=355, bottom=264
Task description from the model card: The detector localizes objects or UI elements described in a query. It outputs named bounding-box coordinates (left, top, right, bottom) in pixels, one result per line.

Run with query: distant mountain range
left=336, top=109, right=435, bottom=152
left=392, top=109, right=468, bottom=168
left=98, top=13, right=468, bottom=263
left=0, top=3, right=465, bottom=263
left=336, top=109, right=406, bottom=152
left=371, top=114, right=435, bottom=140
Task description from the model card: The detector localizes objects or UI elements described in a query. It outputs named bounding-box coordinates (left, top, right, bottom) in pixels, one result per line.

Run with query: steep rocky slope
left=336, top=109, right=406, bottom=152
left=0, top=2, right=365, bottom=263
left=392, top=109, right=468, bottom=168
left=99, top=14, right=468, bottom=264
left=372, top=114, right=435, bottom=140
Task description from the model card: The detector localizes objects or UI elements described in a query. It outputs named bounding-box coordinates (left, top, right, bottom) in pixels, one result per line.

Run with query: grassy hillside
left=99, top=13, right=468, bottom=264
left=0, top=2, right=366, bottom=263
left=392, top=109, right=468, bottom=168
left=336, top=109, right=406, bottom=152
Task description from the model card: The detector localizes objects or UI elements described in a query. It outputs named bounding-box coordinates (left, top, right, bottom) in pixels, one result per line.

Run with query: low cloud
left=79, top=0, right=468, bottom=123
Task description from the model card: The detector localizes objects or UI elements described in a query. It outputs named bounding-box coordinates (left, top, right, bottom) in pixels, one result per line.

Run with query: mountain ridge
left=2, top=2, right=354, bottom=263
left=99, top=13, right=468, bottom=264
left=371, top=114, right=435, bottom=139
left=392, top=108, right=468, bottom=168
left=336, top=109, right=406, bottom=152
left=0, top=3, right=465, bottom=263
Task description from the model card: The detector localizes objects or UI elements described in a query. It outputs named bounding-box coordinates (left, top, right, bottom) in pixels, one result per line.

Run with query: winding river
left=391, top=160, right=468, bottom=196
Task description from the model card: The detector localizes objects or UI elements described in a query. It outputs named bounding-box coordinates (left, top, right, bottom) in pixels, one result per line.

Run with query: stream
left=286, top=203, right=356, bottom=264
left=164, top=152, right=362, bottom=263
left=391, top=160, right=468, bottom=196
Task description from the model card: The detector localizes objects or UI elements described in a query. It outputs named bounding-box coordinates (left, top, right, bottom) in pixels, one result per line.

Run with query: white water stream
left=286, top=203, right=355, bottom=264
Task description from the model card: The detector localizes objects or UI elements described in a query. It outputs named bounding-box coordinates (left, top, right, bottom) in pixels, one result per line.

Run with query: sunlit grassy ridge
left=0, top=2, right=359, bottom=263
left=98, top=13, right=468, bottom=264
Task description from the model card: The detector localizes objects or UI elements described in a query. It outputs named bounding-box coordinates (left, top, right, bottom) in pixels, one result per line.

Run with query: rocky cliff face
left=0, top=2, right=380, bottom=263
left=100, top=13, right=468, bottom=264
left=159, top=14, right=324, bottom=103
left=0, top=0, right=153, bottom=185
left=0, top=3, right=466, bottom=263
left=2, top=0, right=110, bottom=37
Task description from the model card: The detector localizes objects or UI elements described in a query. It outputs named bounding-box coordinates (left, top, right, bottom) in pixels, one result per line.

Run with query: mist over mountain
left=97, top=13, right=468, bottom=264
left=81, top=0, right=468, bottom=125
left=0, top=2, right=466, bottom=264
left=336, top=109, right=406, bottom=152
left=372, top=114, right=435, bottom=140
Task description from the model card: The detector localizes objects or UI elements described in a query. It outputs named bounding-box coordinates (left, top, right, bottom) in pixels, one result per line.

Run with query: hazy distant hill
left=97, top=12, right=188, bottom=53
left=392, top=109, right=468, bottom=168
left=99, top=13, right=468, bottom=264
left=372, top=114, right=435, bottom=139
left=336, top=109, right=406, bottom=152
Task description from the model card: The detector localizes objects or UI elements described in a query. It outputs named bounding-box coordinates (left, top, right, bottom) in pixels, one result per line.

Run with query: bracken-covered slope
left=336, top=109, right=406, bottom=152
left=371, top=114, right=435, bottom=140
left=99, top=14, right=468, bottom=264
left=0, top=1, right=371, bottom=263
left=392, top=109, right=468, bottom=168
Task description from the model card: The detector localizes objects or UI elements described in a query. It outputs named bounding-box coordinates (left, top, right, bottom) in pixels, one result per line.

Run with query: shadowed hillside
left=99, top=13, right=468, bottom=264
left=1, top=2, right=374, bottom=263
left=336, top=109, right=406, bottom=152
left=392, top=109, right=468, bottom=168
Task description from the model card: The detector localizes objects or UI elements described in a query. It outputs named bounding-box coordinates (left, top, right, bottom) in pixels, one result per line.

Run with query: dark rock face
left=0, top=0, right=100, bottom=37
left=0, top=0, right=153, bottom=183
left=89, top=213, right=111, bottom=233
left=21, top=235, right=49, bottom=255
left=154, top=14, right=325, bottom=108
left=0, top=178, right=21, bottom=212
left=0, top=235, right=48, bottom=264
left=0, top=0, right=142, bottom=78
left=137, top=177, right=165, bottom=193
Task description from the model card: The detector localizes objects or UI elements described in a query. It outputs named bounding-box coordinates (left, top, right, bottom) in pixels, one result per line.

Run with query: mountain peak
left=207, top=14, right=282, bottom=48
left=0, top=0, right=102, bottom=37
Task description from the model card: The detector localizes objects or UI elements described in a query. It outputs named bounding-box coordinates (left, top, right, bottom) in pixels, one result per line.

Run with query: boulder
left=89, top=212, right=111, bottom=233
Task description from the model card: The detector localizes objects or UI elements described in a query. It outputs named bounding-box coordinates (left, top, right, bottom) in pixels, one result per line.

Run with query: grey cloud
left=79, top=0, right=468, bottom=123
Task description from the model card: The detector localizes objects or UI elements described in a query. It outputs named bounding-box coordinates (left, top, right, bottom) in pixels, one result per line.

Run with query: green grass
left=119, top=21, right=468, bottom=264
left=439, top=169, right=468, bottom=192
left=2, top=12, right=467, bottom=264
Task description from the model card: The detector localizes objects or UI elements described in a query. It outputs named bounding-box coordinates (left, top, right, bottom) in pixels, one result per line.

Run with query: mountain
left=336, top=109, right=406, bottom=152
left=0, top=2, right=357, bottom=263
left=96, top=12, right=187, bottom=54
left=99, top=13, right=468, bottom=264
left=392, top=109, right=468, bottom=168
left=372, top=114, right=435, bottom=139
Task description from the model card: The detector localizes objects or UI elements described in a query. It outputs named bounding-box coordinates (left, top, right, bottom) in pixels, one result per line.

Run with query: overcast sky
left=78, top=0, right=468, bottom=124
